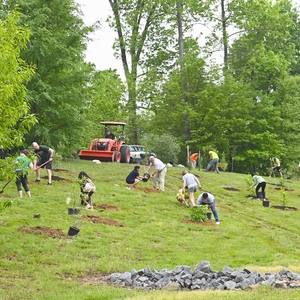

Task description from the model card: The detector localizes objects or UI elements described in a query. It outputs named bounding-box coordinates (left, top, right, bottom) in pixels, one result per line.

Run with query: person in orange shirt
left=190, top=153, right=198, bottom=168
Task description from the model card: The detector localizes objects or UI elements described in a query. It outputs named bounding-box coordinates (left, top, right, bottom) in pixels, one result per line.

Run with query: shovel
left=34, top=160, right=51, bottom=170
left=0, top=180, right=12, bottom=194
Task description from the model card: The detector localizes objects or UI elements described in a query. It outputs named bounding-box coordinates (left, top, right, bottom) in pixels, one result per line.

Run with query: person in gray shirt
left=196, top=192, right=220, bottom=224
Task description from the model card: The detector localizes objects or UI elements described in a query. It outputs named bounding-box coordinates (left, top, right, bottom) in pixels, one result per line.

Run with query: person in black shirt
left=32, top=142, right=54, bottom=185
left=105, top=130, right=115, bottom=139
left=126, top=165, right=143, bottom=189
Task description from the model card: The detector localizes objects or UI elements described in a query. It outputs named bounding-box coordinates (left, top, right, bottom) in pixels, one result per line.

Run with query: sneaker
left=86, top=204, right=91, bottom=209
left=35, top=179, right=40, bottom=182
left=47, top=182, right=52, bottom=185
left=257, top=198, right=260, bottom=200
left=126, top=187, right=131, bottom=190
left=131, top=185, right=136, bottom=188
left=216, top=222, right=220, bottom=225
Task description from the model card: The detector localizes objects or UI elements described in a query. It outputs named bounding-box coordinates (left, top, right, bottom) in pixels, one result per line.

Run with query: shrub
left=190, top=205, right=208, bottom=222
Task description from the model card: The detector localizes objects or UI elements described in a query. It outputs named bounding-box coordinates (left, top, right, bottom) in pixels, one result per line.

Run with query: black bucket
left=68, top=226, right=80, bottom=236
left=206, top=212, right=212, bottom=220
left=263, top=200, right=270, bottom=207
left=142, top=173, right=150, bottom=182
left=68, top=208, right=80, bottom=215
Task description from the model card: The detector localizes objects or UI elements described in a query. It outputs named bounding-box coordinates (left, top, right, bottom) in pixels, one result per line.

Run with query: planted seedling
left=190, top=205, right=208, bottom=222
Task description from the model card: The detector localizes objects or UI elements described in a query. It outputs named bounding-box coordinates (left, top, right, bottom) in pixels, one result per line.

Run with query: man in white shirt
left=196, top=192, right=220, bottom=224
left=146, top=156, right=167, bottom=192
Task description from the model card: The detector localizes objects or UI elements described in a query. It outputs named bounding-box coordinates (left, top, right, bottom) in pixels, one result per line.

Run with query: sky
left=76, top=0, right=300, bottom=76
left=75, top=0, right=123, bottom=74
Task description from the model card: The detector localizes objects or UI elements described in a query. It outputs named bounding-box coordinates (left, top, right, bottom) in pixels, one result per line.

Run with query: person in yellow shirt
left=176, top=187, right=189, bottom=206
left=269, top=157, right=283, bottom=178
left=205, top=151, right=220, bottom=174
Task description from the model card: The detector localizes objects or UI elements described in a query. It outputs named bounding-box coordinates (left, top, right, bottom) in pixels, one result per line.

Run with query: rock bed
left=108, top=260, right=300, bottom=291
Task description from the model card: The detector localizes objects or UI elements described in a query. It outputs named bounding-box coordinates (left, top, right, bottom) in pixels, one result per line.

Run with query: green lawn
left=0, top=158, right=300, bottom=299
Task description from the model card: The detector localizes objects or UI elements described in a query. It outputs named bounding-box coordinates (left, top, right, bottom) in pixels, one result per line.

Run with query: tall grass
left=0, top=159, right=300, bottom=299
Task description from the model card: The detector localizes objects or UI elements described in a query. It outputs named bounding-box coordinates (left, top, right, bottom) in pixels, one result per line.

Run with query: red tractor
left=79, top=121, right=131, bottom=163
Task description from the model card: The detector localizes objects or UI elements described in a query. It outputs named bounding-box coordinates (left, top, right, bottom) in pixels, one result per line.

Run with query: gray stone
left=224, top=280, right=236, bottom=290
left=195, top=260, right=212, bottom=273
left=119, top=272, right=132, bottom=286
left=287, top=272, right=300, bottom=281
left=278, top=269, right=289, bottom=276
left=155, top=276, right=170, bottom=289
left=108, top=273, right=121, bottom=282
left=108, top=262, right=300, bottom=292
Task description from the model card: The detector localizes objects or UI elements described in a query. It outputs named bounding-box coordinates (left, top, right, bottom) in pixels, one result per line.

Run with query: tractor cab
left=79, top=121, right=130, bottom=163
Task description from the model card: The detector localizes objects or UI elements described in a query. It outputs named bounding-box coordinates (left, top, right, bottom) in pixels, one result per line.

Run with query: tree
left=0, top=10, right=36, bottom=182
left=83, top=69, right=126, bottom=141
left=0, top=10, right=36, bottom=151
left=3, top=0, right=96, bottom=156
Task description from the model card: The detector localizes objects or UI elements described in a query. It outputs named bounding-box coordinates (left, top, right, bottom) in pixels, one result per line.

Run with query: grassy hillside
left=0, top=158, right=300, bottom=300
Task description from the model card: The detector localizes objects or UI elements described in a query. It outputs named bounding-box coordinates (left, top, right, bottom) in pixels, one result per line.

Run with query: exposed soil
left=223, top=187, right=240, bottom=191
left=80, top=215, right=124, bottom=227
left=40, top=175, right=69, bottom=182
left=182, top=219, right=216, bottom=226
left=18, top=226, right=67, bottom=239
left=0, top=193, right=10, bottom=198
left=78, top=271, right=111, bottom=286
left=141, top=187, right=160, bottom=193
left=53, top=169, right=69, bottom=172
left=274, top=187, right=294, bottom=191
left=94, top=203, right=120, bottom=210
left=271, top=206, right=298, bottom=211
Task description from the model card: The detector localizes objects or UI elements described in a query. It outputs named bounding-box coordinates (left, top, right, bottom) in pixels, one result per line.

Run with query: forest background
left=1, top=0, right=300, bottom=178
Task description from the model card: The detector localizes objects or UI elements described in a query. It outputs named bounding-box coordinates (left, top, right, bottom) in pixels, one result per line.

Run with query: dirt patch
left=224, top=187, right=240, bottom=191
left=53, top=169, right=69, bottom=172
left=271, top=206, right=298, bottom=211
left=0, top=193, right=10, bottom=198
left=18, top=226, right=67, bottom=239
left=142, top=188, right=160, bottom=193
left=94, top=203, right=120, bottom=210
left=78, top=271, right=111, bottom=286
left=182, top=219, right=216, bottom=226
left=81, top=215, right=124, bottom=227
left=40, top=175, right=69, bottom=182
left=274, top=187, right=294, bottom=191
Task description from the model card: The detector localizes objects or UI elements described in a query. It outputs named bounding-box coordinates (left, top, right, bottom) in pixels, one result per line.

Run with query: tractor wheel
left=114, top=151, right=121, bottom=163
left=120, top=145, right=130, bottom=163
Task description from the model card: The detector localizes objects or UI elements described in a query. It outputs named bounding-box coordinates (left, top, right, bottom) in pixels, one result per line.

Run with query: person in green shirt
left=15, top=150, right=33, bottom=198
left=250, top=173, right=267, bottom=201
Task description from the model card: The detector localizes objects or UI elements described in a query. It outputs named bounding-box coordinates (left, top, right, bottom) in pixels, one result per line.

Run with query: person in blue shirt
left=126, top=165, right=143, bottom=189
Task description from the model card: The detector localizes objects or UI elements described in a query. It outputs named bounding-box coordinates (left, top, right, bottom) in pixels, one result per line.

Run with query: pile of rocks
left=108, top=260, right=300, bottom=291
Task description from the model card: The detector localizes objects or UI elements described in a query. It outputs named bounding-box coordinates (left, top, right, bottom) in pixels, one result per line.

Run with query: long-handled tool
left=34, top=160, right=51, bottom=170
left=0, top=180, right=12, bottom=194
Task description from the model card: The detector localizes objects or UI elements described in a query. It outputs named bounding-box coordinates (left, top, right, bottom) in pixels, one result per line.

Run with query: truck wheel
left=120, top=146, right=130, bottom=163
left=114, top=151, right=121, bottom=163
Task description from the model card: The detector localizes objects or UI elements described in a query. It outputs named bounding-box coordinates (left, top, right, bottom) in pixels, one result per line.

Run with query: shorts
left=273, top=166, right=281, bottom=172
left=188, top=185, right=197, bottom=193
left=37, top=160, right=52, bottom=169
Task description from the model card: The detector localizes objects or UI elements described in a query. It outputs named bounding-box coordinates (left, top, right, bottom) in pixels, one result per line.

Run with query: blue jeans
left=199, top=199, right=219, bottom=222
left=205, top=158, right=219, bottom=173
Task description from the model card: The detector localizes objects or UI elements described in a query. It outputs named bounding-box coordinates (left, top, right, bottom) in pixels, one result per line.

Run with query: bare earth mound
left=18, top=226, right=67, bottom=239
